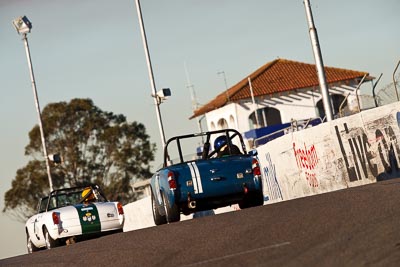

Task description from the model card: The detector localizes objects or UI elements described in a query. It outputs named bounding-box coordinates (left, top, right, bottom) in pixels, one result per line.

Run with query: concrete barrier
left=123, top=196, right=236, bottom=231
left=258, top=101, right=400, bottom=203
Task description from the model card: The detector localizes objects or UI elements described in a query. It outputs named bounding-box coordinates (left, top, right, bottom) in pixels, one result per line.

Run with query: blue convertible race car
left=150, top=129, right=264, bottom=225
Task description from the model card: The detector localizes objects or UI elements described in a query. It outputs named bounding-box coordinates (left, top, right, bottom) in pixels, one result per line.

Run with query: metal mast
left=304, top=0, right=333, bottom=121
left=248, top=77, right=260, bottom=128
left=135, top=0, right=167, bottom=148
left=13, top=16, right=54, bottom=192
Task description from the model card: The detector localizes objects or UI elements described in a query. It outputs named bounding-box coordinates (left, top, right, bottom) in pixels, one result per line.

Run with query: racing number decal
left=188, top=162, right=203, bottom=194
left=76, top=204, right=101, bottom=234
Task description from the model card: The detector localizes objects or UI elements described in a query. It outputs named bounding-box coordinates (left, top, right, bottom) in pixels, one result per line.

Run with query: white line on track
left=182, top=241, right=291, bottom=266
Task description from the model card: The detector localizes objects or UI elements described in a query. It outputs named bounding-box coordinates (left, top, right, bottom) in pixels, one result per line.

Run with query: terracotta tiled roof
left=190, top=58, right=372, bottom=119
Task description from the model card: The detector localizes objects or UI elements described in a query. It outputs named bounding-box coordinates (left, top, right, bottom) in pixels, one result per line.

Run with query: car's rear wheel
left=152, top=191, right=167, bottom=225
left=26, top=233, right=39, bottom=253
left=252, top=190, right=264, bottom=206
left=162, top=192, right=180, bottom=223
left=44, top=227, right=59, bottom=249
left=239, top=191, right=264, bottom=209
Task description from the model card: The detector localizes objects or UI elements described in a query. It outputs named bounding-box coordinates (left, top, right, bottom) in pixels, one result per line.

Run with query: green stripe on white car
left=76, top=204, right=101, bottom=234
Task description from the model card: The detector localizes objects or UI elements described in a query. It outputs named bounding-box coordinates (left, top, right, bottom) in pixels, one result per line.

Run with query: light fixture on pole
left=153, top=88, right=171, bottom=105
left=13, top=16, right=54, bottom=192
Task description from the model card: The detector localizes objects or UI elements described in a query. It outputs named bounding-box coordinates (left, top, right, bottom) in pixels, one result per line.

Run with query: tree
left=3, top=98, right=156, bottom=221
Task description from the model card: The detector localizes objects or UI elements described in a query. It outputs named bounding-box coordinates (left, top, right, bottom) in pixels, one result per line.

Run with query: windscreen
left=164, top=130, right=244, bottom=166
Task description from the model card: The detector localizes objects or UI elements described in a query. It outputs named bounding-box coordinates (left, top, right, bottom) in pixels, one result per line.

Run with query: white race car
left=25, top=184, right=124, bottom=253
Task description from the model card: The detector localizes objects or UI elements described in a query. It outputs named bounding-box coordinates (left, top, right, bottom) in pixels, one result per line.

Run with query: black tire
left=26, top=233, right=39, bottom=253
left=253, top=191, right=265, bottom=206
left=238, top=198, right=250, bottom=209
left=239, top=191, right=264, bottom=209
left=152, top=192, right=167, bottom=225
left=44, top=227, right=59, bottom=250
left=162, top=192, right=180, bottom=223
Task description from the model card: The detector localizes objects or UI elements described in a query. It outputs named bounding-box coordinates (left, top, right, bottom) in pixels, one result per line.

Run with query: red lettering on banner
left=293, top=142, right=319, bottom=187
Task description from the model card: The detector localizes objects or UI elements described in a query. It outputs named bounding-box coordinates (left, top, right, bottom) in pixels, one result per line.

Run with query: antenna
left=217, top=71, right=230, bottom=102
left=184, top=62, right=205, bottom=142
left=184, top=61, right=199, bottom=111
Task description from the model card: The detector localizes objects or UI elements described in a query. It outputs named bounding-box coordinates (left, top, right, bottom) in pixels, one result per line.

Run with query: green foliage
left=3, top=98, right=156, bottom=221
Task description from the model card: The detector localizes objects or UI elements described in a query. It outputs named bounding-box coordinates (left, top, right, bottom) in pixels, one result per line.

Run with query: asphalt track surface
left=2, top=179, right=400, bottom=267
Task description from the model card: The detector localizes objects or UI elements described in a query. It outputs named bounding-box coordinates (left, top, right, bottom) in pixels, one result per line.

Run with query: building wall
left=204, top=85, right=361, bottom=135
left=205, top=88, right=321, bottom=133
left=206, top=103, right=238, bottom=131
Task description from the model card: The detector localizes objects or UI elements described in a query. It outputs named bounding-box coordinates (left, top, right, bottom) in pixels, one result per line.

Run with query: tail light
left=168, top=171, right=177, bottom=190
left=252, top=158, right=261, bottom=176
left=52, top=212, right=60, bottom=225
left=243, top=184, right=249, bottom=194
left=117, top=202, right=124, bottom=215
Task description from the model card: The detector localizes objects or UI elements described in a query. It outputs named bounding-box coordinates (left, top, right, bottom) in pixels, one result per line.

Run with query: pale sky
left=0, top=0, right=399, bottom=259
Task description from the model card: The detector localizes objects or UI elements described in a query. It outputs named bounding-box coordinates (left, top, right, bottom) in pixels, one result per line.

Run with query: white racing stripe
left=188, top=162, right=203, bottom=194
left=188, top=162, right=198, bottom=194
left=192, top=162, right=203, bottom=193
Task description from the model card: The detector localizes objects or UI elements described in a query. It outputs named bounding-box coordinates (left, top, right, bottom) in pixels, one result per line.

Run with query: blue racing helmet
left=214, top=135, right=229, bottom=151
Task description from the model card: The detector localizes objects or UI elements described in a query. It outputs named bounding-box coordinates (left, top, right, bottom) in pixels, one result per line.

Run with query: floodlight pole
left=135, top=0, right=167, bottom=148
left=304, top=0, right=333, bottom=121
left=21, top=33, right=54, bottom=192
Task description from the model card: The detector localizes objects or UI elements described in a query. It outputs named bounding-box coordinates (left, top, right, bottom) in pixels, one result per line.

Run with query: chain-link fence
left=372, top=72, right=400, bottom=107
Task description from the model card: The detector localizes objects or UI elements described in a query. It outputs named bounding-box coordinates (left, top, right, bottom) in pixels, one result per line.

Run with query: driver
left=214, top=135, right=241, bottom=157
left=82, top=187, right=96, bottom=204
